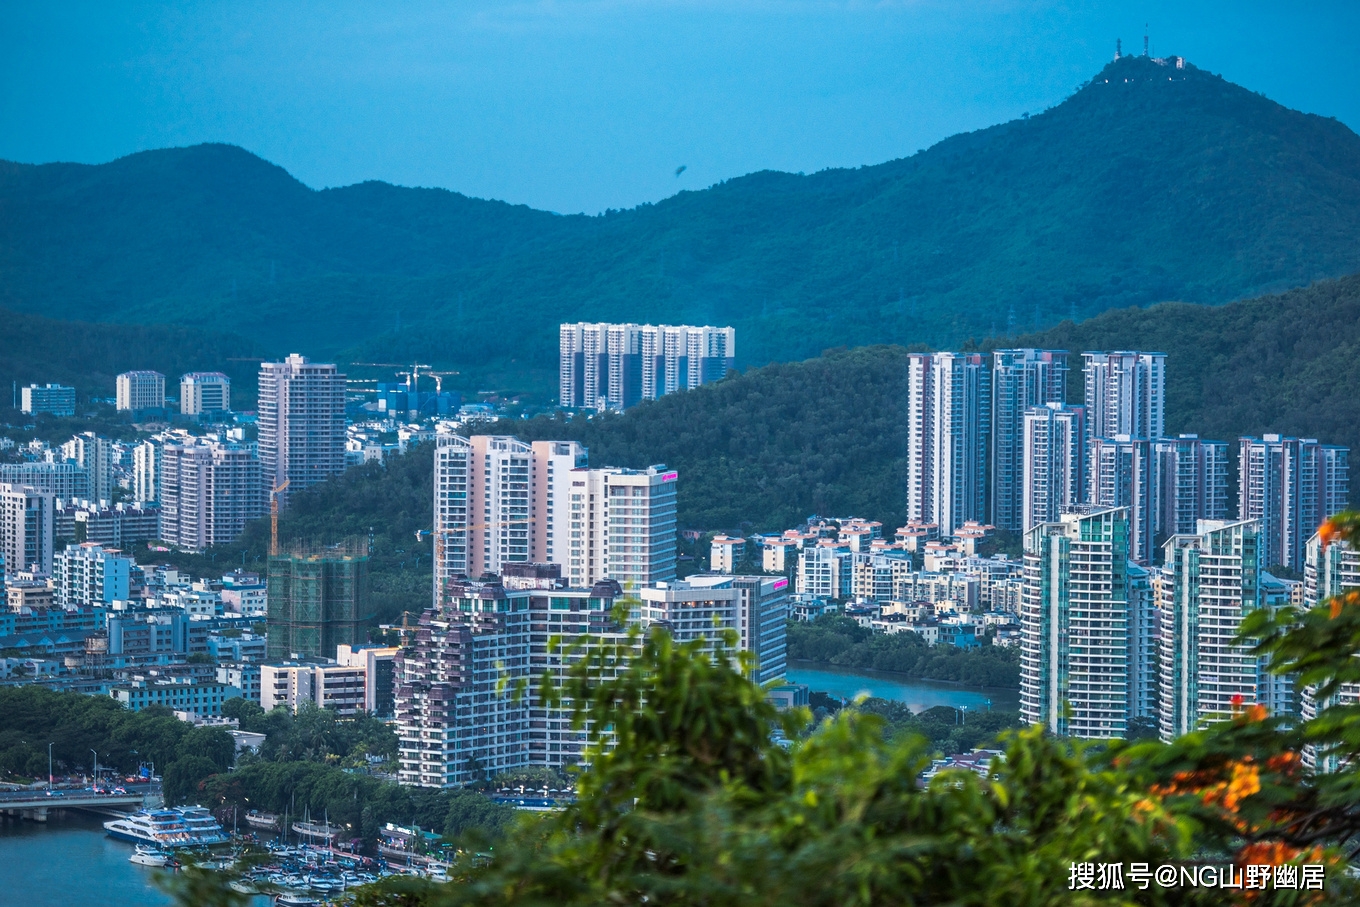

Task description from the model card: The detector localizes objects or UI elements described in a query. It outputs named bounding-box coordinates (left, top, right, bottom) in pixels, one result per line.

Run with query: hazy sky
left=3, top=1, right=1357, bottom=213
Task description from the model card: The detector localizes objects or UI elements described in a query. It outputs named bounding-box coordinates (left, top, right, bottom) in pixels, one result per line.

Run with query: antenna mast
left=1144, top=25, right=1149, bottom=57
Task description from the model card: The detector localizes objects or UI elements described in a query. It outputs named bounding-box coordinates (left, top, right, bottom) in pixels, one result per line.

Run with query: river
left=785, top=661, right=1020, bottom=713
left=0, top=809, right=175, bottom=907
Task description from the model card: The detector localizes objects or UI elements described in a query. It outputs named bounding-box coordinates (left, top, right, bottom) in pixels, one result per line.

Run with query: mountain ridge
left=3, top=55, right=1360, bottom=398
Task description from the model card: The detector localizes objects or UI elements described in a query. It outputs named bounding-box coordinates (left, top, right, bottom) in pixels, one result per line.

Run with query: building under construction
left=266, top=539, right=374, bottom=660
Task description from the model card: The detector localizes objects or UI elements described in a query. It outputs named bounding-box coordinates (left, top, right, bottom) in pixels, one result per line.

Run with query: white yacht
left=104, top=807, right=229, bottom=847
left=130, top=844, right=172, bottom=867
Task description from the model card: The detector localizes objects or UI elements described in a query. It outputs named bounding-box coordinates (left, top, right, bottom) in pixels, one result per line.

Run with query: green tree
left=163, top=756, right=220, bottom=806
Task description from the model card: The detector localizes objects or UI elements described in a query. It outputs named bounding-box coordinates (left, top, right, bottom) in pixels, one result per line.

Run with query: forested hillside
left=0, top=308, right=267, bottom=411
left=5, top=55, right=1360, bottom=397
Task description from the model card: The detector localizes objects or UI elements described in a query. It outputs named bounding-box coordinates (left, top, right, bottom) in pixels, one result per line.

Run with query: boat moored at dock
left=104, top=808, right=230, bottom=847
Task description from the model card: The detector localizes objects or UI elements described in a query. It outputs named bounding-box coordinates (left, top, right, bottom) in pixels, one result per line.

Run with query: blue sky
left=2, top=1, right=1357, bottom=214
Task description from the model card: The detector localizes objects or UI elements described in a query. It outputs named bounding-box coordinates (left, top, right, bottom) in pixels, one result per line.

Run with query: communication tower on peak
left=1115, top=38, right=1121, bottom=60
left=1144, top=26, right=1149, bottom=57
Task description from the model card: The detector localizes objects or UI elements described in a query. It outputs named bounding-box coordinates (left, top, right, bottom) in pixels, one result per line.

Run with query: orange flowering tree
left=1111, top=511, right=1360, bottom=900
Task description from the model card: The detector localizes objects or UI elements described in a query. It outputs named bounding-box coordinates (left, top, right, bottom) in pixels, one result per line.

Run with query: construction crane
left=349, top=361, right=436, bottom=395
left=270, top=479, right=291, bottom=556
left=426, top=371, right=459, bottom=395
left=393, top=364, right=433, bottom=396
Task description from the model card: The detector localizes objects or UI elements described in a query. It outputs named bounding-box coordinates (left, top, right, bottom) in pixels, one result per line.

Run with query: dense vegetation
left=177, top=517, right=1360, bottom=905
left=6, top=56, right=1360, bottom=397
left=221, top=699, right=399, bottom=766
left=848, top=697, right=1023, bottom=759
left=0, top=685, right=235, bottom=802
left=0, top=308, right=266, bottom=414
left=202, top=762, right=516, bottom=846
left=787, top=616, right=1021, bottom=687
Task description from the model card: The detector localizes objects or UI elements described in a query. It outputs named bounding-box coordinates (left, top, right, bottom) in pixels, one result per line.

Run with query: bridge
left=0, top=789, right=147, bottom=822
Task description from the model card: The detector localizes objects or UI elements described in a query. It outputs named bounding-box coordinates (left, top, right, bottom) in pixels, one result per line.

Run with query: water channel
left=785, top=660, right=1021, bottom=713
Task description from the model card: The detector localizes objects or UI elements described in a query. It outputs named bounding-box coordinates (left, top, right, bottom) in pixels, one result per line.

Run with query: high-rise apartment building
left=1082, top=351, right=1166, bottom=442
left=20, top=384, right=75, bottom=417
left=159, top=441, right=265, bottom=551
left=1158, top=520, right=1267, bottom=741
left=1089, top=435, right=1157, bottom=565
left=1153, top=435, right=1230, bottom=543
left=0, top=483, right=56, bottom=574
left=258, top=354, right=346, bottom=503
left=54, top=498, right=160, bottom=549
left=563, top=465, right=678, bottom=589
left=1301, top=532, right=1360, bottom=771
left=266, top=540, right=374, bottom=660
left=1305, top=533, right=1360, bottom=610
left=180, top=372, right=232, bottom=417
left=0, top=462, right=89, bottom=501
left=53, top=542, right=132, bottom=607
left=904, top=352, right=990, bottom=538
left=1020, top=507, right=1151, bottom=738
left=991, top=350, right=1068, bottom=531
left=394, top=573, right=747, bottom=788
left=133, top=440, right=160, bottom=503
left=1239, top=435, right=1349, bottom=572
left=683, top=574, right=789, bottom=684
left=62, top=432, right=114, bottom=504
left=559, top=322, right=735, bottom=410
left=433, top=433, right=675, bottom=599
left=433, top=435, right=587, bottom=590
left=396, top=576, right=628, bottom=787
left=1021, top=403, right=1085, bottom=533
left=116, top=371, right=165, bottom=412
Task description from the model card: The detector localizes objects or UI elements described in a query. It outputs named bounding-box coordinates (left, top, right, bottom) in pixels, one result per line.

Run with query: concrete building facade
left=258, top=354, right=346, bottom=504
left=1020, top=507, right=1148, bottom=739
left=1082, top=351, right=1166, bottom=443
left=20, top=384, right=75, bottom=417
left=991, top=349, right=1068, bottom=532
left=559, top=322, right=735, bottom=410
left=0, top=483, right=56, bottom=575
left=180, top=372, right=232, bottom=417
left=1239, top=435, right=1350, bottom=571
left=905, top=352, right=991, bottom=538
left=159, top=441, right=265, bottom=551
left=1021, top=402, right=1085, bottom=533
left=116, top=371, right=165, bottom=412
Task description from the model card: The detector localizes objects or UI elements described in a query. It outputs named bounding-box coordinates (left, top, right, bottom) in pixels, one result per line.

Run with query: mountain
left=4, top=55, right=1360, bottom=398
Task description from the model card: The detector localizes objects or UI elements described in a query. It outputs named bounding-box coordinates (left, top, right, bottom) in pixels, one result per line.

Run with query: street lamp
left=90, top=749, right=98, bottom=790
left=48, top=742, right=54, bottom=791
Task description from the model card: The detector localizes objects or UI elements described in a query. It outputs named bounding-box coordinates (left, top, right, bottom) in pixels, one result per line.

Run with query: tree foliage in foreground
left=167, top=514, right=1360, bottom=906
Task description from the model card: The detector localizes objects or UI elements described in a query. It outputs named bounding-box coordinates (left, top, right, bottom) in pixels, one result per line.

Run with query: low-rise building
left=218, top=662, right=261, bottom=704
left=20, top=384, right=75, bottom=417
left=53, top=543, right=132, bottom=608
left=708, top=535, right=745, bottom=573
left=111, top=673, right=241, bottom=717
left=260, top=658, right=368, bottom=716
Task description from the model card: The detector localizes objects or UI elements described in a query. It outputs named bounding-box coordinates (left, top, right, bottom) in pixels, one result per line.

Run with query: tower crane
left=270, top=479, right=291, bottom=556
